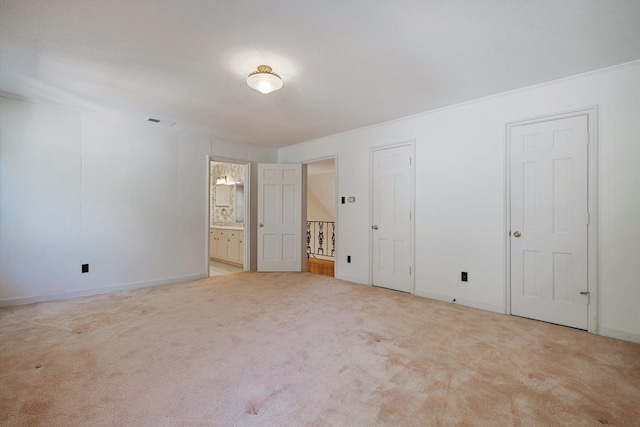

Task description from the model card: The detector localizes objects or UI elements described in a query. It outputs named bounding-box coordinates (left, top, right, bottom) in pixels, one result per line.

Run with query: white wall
left=0, top=97, right=82, bottom=299
left=307, top=190, right=334, bottom=222
left=307, top=172, right=335, bottom=222
left=0, top=96, right=276, bottom=305
left=279, top=61, right=640, bottom=343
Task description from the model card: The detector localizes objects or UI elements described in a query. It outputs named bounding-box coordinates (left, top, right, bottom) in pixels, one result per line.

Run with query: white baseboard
left=598, top=327, right=640, bottom=344
left=334, top=274, right=368, bottom=286
left=415, top=292, right=640, bottom=344
left=0, top=274, right=207, bottom=307
left=414, top=290, right=505, bottom=314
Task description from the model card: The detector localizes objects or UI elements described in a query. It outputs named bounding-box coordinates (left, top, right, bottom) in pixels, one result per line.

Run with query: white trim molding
left=598, top=327, right=640, bottom=344
left=207, top=156, right=251, bottom=273
left=415, top=290, right=504, bottom=314
left=302, top=155, right=338, bottom=276
left=0, top=274, right=207, bottom=308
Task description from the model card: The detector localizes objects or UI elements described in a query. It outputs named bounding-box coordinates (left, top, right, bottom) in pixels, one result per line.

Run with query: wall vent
left=146, top=118, right=176, bottom=126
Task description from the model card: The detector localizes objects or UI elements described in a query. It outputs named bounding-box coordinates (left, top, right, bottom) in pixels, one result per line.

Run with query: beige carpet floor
left=1, top=272, right=639, bottom=426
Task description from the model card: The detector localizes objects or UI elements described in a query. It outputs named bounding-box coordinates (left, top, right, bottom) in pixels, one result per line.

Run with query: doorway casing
left=302, top=156, right=338, bottom=276
left=206, top=156, right=251, bottom=275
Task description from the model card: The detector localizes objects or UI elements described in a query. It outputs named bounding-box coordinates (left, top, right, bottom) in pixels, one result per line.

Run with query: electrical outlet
left=461, top=271, right=468, bottom=282
left=82, top=264, right=89, bottom=273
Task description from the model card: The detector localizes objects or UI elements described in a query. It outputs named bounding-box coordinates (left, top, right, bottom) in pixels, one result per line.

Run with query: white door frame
left=302, top=155, right=338, bottom=275
left=206, top=156, right=251, bottom=274
left=369, top=141, right=416, bottom=294
left=505, top=106, right=598, bottom=333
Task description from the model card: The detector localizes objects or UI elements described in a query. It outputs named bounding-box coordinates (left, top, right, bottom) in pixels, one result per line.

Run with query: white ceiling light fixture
left=247, top=65, right=283, bottom=94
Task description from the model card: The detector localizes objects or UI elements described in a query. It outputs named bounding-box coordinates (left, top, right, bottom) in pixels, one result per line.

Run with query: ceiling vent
left=146, top=118, right=176, bottom=126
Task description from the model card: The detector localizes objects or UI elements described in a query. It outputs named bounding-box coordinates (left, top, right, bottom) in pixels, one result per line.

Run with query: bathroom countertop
left=211, top=225, right=244, bottom=231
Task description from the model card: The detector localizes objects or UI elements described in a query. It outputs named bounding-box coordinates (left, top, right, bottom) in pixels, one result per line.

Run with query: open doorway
left=209, top=160, right=248, bottom=277
left=305, top=158, right=336, bottom=277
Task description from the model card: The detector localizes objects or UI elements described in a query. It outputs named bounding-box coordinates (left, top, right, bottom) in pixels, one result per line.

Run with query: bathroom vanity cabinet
left=210, top=227, right=244, bottom=266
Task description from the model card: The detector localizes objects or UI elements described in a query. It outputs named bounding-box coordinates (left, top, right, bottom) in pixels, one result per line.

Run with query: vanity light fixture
left=247, top=65, right=283, bottom=94
left=216, top=176, right=238, bottom=185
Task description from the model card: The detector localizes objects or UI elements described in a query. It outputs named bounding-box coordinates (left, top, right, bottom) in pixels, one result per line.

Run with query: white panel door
left=510, top=115, right=589, bottom=329
left=258, top=164, right=303, bottom=272
left=372, top=145, right=413, bottom=293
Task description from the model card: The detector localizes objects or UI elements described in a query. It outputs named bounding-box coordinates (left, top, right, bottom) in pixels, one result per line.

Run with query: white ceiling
left=1, top=0, right=639, bottom=148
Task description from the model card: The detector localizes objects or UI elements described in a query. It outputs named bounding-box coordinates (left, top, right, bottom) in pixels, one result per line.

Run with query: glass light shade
left=247, top=65, right=283, bottom=94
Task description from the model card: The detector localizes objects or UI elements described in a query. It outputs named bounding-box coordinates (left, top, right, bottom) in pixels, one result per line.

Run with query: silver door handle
left=513, top=231, right=521, bottom=238
left=372, top=225, right=379, bottom=230
left=259, top=223, right=264, bottom=227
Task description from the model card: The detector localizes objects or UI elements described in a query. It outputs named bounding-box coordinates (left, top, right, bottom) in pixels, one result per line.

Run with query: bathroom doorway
left=209, top=160, right=248, bottom=277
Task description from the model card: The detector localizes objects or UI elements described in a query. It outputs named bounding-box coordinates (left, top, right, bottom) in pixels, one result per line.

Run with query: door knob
left=513, top=231, right=521, bottom=238
left=259, top=223, right=264, bottom=227
left=372, top=225, right=379, bottom=230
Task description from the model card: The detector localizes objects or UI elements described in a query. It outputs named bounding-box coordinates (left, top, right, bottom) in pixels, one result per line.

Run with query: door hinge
left=587, top=212, right=590, bottom=225
left=409, top=157, right=412, bottom=165
left=409, top=266, right=412, bottom=275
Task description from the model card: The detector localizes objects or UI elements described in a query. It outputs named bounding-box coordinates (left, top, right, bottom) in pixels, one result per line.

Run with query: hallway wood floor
left=307, top=258, right=334, bottom=277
